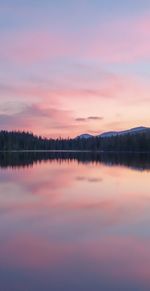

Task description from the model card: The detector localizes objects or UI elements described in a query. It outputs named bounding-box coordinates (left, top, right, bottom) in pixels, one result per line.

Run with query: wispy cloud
left=75, top=116, right=103, bottom=122
left=0, top=2, right=150, bottom=136
left=0, top=12, right=150, bottom=64
left=0, top=102, right=92, bottom=137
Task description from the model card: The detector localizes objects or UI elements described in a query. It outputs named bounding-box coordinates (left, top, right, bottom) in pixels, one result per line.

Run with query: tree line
left=0, top=130, right=150, bottom=152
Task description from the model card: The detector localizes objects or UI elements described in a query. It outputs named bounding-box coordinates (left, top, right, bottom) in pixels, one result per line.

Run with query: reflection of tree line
left=0, top=151, right=150, bottom=171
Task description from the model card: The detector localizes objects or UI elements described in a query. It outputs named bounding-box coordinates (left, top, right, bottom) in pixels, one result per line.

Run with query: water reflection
left=0, top=151, right=150, bottom=171
left=0, top=154, right=150, bottom=290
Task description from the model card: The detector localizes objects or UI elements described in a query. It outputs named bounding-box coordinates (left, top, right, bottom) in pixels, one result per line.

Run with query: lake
left=0, top=152, right=150, bottom=291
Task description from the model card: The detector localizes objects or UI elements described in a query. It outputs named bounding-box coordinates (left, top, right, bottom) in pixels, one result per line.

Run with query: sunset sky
left=0, top=0, right=150, bottom=138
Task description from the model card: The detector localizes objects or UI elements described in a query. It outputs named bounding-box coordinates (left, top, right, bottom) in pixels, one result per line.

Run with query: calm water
left=0, top=153, right=150, bottom=291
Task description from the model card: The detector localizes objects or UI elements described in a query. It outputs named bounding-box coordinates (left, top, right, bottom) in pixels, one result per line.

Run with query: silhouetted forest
left=0, top=130, right=150, bottom=152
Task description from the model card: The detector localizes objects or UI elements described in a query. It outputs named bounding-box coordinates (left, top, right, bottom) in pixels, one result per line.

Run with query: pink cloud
left=0, top=70, right=150, bottom=137
left=0, top=103, right=83, bottom=137
left=87, top=13, right=150, bottom=62
left=1, top=13, right=150, bottom=64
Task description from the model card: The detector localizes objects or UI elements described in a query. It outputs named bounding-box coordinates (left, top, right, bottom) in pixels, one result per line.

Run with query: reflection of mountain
left=0, top=152, right=150, bottom=171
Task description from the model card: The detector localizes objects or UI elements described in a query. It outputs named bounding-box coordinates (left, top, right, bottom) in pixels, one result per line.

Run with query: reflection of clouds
left=0, top=234, right=150, bottom=290
left=88, top=178, right=103, bottom=183
left=76, top=176, right=103, bottom=183
left=0, top=160, right=150, bottom=290
left=0, top=161, right=81, bottom=198
left=0, top=160, right=149, bottom=228
left=76, top=176, right=86, bottom=181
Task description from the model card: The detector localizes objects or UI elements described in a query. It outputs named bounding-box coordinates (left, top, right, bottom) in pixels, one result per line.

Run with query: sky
left=0, top=0, right=150, bottom=138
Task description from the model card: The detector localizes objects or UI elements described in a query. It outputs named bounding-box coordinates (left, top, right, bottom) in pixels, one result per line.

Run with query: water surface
left=0, top=153, right=150, bottom=291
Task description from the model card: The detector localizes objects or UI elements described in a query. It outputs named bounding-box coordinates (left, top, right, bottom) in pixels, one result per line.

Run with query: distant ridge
left=76, top=126, right=150, bottom=139
left=75, top=133, right=93, bottom=139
